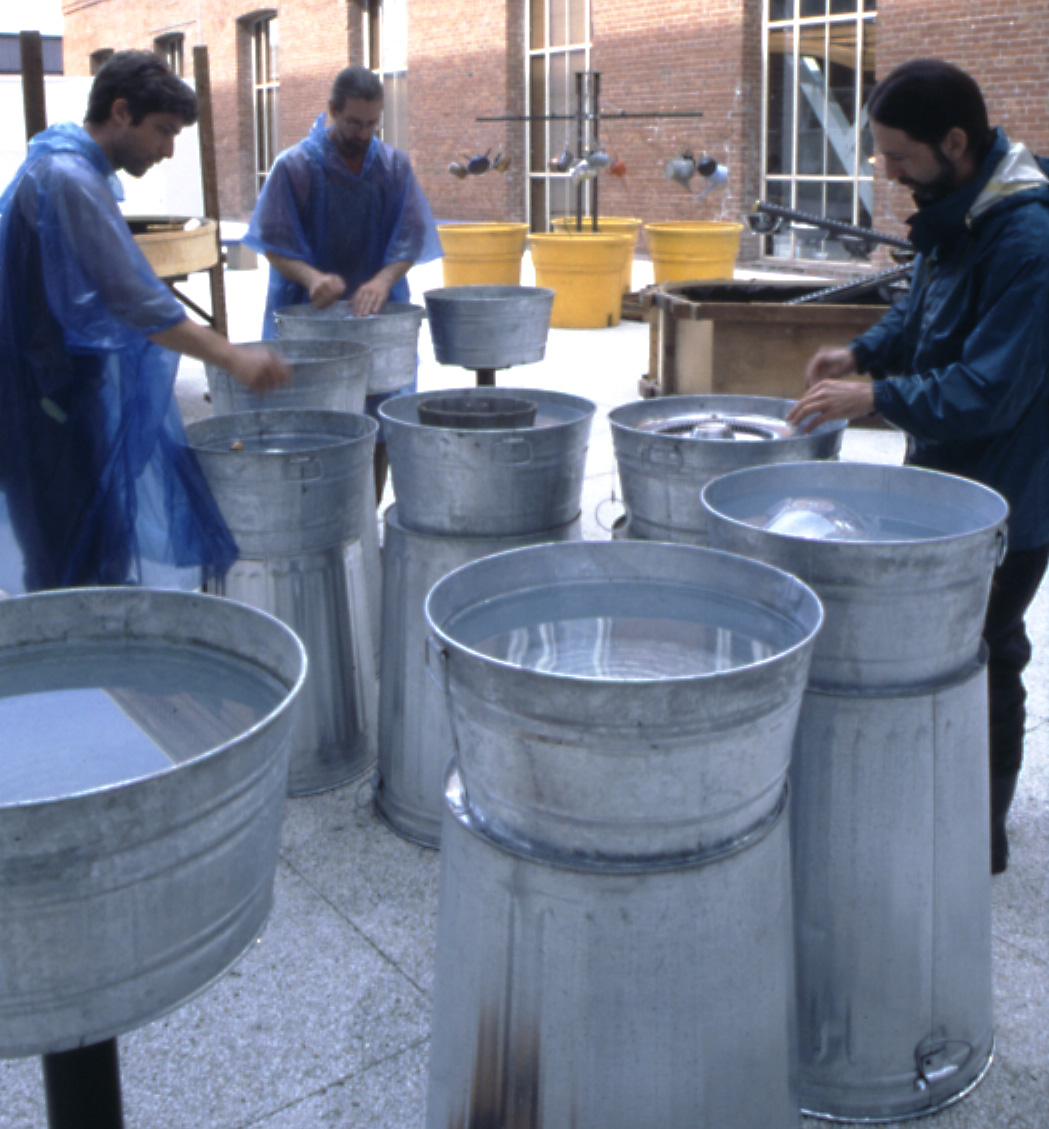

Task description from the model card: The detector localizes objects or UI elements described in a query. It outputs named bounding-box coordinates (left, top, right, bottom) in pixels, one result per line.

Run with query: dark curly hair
left=86, top=50, right=198, bottom=127
left=868, top=59, right=994, bottom=163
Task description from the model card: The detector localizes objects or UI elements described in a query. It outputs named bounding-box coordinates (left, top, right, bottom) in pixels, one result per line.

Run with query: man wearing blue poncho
left=0, top=51, right=289, bottom=595
left=246, top=65, right=441, bottom=496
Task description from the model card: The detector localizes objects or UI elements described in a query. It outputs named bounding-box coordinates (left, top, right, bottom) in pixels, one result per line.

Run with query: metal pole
left=19, top=31, right=47, bottom=142
left=574, top=72, right=585, bottom=233
left=193, top=45, right=229, bottom=337
left=42, top=1038, right=125, bottom=1129
left=591, top=71, right=601, bottom=232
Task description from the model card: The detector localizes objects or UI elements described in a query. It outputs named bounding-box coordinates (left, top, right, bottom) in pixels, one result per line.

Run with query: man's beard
left=332, top=132, right=368, bottom=160
left=902, top=146, right=959, bottom=207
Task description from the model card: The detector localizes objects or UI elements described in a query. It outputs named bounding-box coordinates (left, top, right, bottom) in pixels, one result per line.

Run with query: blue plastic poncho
left=245, top=113, right=442, bottom=338
left=0, top=123, right=238, bottom=594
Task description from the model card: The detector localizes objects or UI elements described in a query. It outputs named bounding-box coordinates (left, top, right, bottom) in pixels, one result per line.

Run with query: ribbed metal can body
left=792, top=665, right=994, bottom=1121
left=188, top=410, right=378, bottom=795
left=274, top=300, right=423, bottom=394
left=0, top=588, right=306, bottom=1058
left=427, top=769, right=799, bottom=1129
left=423, top=285, right=554, bottom=369
left=610, top=395, right=845, bottom=544
left=380, top=388, right=595, bottom=537
left=375, top=508, right=582, bottom=847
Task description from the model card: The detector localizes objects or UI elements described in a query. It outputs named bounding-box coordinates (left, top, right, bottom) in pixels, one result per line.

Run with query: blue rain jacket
left=245, top=113, right=441, bottom=338
left=0, top=123, right=238, bottom=594
left=858, top=129, right=1049, bottom=550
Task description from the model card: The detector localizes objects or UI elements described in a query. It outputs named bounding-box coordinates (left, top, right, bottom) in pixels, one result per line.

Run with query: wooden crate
left=128, top=216, right=220, bottom=279
left=645, top=279, right=889, bottom=402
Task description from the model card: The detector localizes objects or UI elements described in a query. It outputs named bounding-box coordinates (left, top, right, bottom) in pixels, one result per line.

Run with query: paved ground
left=1, top=256, right=1046, bottom=1127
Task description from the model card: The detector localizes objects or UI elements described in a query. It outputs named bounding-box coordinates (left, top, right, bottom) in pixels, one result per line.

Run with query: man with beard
left=245, top=65, right=441, bottom=497
left=788, top=59, right=1049, bottom=874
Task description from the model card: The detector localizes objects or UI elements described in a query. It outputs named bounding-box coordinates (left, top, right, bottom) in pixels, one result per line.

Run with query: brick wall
left=60, top=0, right=1049, bottom=243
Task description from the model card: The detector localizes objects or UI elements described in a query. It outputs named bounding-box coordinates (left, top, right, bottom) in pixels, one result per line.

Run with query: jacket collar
left=905, top=128, right=1048, bottom=254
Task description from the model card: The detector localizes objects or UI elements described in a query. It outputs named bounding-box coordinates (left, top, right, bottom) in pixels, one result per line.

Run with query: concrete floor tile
left=248, top=1041, right=429, bottom=1129
left=279, top=788, right=441, bottom=994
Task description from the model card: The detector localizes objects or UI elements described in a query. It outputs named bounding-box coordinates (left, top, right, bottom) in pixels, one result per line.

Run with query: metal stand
left=42, top=1038, right=124, bottom=1129
left=474, top=367, right=497, bottom=387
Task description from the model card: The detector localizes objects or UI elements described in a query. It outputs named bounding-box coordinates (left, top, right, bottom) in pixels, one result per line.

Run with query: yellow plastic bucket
left=550, top=217, right=643, bottom=293
left=644, top=221, right=744, bottom=283
left=528, top=232, right=634, bottom=329
left=437, top=222, right=530, bottom=286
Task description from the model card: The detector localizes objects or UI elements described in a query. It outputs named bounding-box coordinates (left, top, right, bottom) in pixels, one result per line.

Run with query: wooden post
left=193, top=45, right=228, bottom=338
left=20, top=31, right=48, bottom=141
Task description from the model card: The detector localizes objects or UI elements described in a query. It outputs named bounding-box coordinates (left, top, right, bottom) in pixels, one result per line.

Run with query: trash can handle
left=284, top=455, right=323, bottom=481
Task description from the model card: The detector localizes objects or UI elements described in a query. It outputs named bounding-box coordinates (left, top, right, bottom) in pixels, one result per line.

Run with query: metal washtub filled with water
left=422, top=284, right=554, bottom=386
left=375, top=387, right=595, bottom=847
left=186, top=409, right=379, bottom=797
left=702, top=460, right=1010, bottom=1121
left=422, top=540, right=823, bottom=1129
left=0, top=587, right=306, bottom=1128
left=273, top=300, right=424, bottom=395
left=204, top=337, right=371, bottom=414
left=609, top=395, right=846, bottom=544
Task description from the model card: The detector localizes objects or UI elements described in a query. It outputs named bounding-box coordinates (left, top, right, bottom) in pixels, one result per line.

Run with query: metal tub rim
left=0, top=587, right=307, bottom=813
left=186, top=406, right=379, bottom=456
left=701, top=459, right=1009, bottom=550
left=380, top=386, right=594, bottom=434
left=426, top=539, right=823, bottom=691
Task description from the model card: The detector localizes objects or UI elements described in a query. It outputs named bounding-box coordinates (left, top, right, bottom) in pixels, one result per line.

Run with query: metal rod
left=574, top=72, right=585, bottom=233
left=42, top=1038, right=125, bottom=1129
left=19, top=31, right=47, bottom=142
left=477, top=111, right=704, bottom=122
left=786, top=264, right=914, bottom=305
left=475, top=368, right=497, bottom=387
left=754, top=201, right=913, bottom=251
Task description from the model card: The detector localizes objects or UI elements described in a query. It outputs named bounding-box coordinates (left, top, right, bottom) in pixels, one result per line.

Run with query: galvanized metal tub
left=0, top=587, right=306, bottom=1058
left=424, top=539, right=822, bottom=858
left=204, top=337, right=370, bottom=415
left=375, top=507, right=582, bottom=848
left=274, top=300, right=424, bottom=395
left=609, top=395, right=846, bottom=544
left=423, top=285, right=554, bottom=370
left=792, top=661, right=994, bottom=1121
left=381, top=388, right=595, bottom=538
left=427, top=767, right=798, bottom=1129
left=187, top=410, right=379, bottom=796
left=702, top=461, right=1008, bottom=690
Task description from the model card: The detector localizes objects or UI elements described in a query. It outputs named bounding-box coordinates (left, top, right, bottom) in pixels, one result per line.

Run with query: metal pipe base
left=42, top=1038, right=124, bottom=1129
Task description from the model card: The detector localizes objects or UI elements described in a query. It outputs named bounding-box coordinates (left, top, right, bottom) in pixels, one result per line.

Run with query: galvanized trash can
left=274, top=300, right=424, bottom=395
left=375, top=388, right=596, bottom=848
left=0, top=587, right=306, bottom=1058
left=703, top=460, right=1009, bottom=1121
left=424, top=540, right=823, bottom=1129
left=204, top=337, right=371, bottom=414
left=609, top=395, right=846, bottom=544
left=376, top=506, right=581, bottom=845
left=187, top=409, right=378, bottom=796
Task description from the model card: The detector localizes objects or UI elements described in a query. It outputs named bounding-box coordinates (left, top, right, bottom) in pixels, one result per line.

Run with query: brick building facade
left=60, top=0, right=1049, bottom=261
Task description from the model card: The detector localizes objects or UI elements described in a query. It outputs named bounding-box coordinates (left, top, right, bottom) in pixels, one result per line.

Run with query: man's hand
left=349, top=275, right=392, bottom=316
left=308, top=272, right=348, bottom=309
left=805, top=346, right=857, bottom=388
left=225, top=344, right=292, bottom=394
left=787, top=380, right=875, bottom=432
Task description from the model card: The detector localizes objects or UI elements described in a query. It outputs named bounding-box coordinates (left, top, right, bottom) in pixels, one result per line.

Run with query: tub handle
left=995, top=528, right=1008, bottom=568
left=914, top=1039, right=971, bottom=1090
left=644, top=443, right=684, bottom=469
left=284, top=456, right=323, bottom=481
left=491, top=438, right=533, bottom=465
